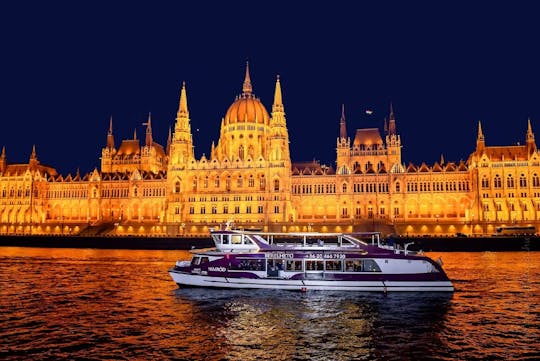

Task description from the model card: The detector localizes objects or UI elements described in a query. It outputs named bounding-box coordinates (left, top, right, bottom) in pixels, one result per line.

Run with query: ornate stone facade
left=1, top=64, right=538, bottom=236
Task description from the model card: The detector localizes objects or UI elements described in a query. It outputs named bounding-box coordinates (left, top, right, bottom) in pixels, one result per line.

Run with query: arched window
left=274, top=179, right=280, bottom=192
left=174, top=181, right=181, bottom=193
left=507, top=174, right=515, bottom=188
left=494, top=175, right=502, bottom=188
left=342, top=183, right=348, bottom=193
left=534, top=174, right=540, bottom=187
left=520, top=174, right=527, bottom=188
left=395, top=182, right=401, bottom=192
left=238, top=145, right=244, bottom=160
left=215, top=176, right=220, bottom=188
left=481, top=176, right=489, bottom=188
left=260, top=175, right=266, bottom=191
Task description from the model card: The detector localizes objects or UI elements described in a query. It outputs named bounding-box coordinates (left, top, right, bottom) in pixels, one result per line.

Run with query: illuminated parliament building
left=1, top=64, right=540, bottom=237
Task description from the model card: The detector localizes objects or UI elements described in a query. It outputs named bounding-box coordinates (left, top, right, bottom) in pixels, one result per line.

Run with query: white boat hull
left=169, top=271, right=454, bottom=292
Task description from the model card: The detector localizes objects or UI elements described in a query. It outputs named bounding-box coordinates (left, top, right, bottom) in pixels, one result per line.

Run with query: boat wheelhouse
left=169, top=229, right=454, bottom=292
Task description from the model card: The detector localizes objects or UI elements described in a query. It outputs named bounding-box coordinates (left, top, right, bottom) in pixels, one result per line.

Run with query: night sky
left=1, top=2, right=539, bottom=175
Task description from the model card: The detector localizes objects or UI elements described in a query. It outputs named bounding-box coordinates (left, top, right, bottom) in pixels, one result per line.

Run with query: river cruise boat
left=169, top=229, right=454, bottom=292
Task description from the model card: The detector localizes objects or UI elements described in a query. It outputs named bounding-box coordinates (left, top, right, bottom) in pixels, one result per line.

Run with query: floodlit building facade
left=1, top=64, right=539, bottom=236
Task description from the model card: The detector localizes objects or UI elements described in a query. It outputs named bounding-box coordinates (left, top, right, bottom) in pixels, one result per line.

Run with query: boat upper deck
left=207, top=229, right=405, bottom=255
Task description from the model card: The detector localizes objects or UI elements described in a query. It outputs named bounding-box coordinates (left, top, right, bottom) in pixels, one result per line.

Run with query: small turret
left=0, top=146, right=6, bottom=173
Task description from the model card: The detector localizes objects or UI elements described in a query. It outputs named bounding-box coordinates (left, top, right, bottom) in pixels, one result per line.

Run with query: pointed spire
left=177, top=81, right=189, bottom=116
left=477, top=120, right=484, bottom=141
left=476, top=120, right=485, bottom=152
left=1, top=146, right=5, bottom=159
left=145, top=112, right=153, bottom=146
left=30, top=144, right=37, bottom=160
left=29, top=144, right=39, bottom=168
left=526, top=117, right=536, bottom=151
left=388, top=102, right=397, bottom=135
left=339, top=104, right=347, bottom=139
left=440, top=154, right=445, bottom=165
left=166, top=126, right=172, bottom=155
left=527, top=117, right=534, bottom=141
left=133, top=128, right=137, bottom=140
left=106, top=115, right=115, bottom=149
left=242, top=61, right=252, bottom=95
left=273, top=74, right=282, bottom=106
left=383, top=117, right=388, bottom=133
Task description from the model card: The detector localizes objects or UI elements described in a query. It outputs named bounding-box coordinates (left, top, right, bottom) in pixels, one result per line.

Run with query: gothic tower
left=169, top=82, right=195, bottom=167
left=385, top=102, right=402, bottom=170
left=336, top=104, right=350, bottom=171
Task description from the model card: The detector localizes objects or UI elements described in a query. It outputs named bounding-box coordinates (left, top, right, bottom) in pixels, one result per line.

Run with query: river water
left=0, top=248, right=538, bottom=360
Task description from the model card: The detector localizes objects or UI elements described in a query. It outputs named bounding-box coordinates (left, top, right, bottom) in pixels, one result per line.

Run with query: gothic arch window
left=533, top=173, right=540, bottom=187
left=494, top=174, right=502, bottom=188
left=237, top=175, right=243, bottom=188
left=248, top=145, right=254, bottom=159
left=215, top=176, right=220, bottom=188
left=226, top=176, right=231, bottom=191
left=249, top=175, right=255, bottom=187
left=395, top=182, right=401, bottom=192
left=481, top=176, right=489, bottom=188
left=260, top=175, right=266, bottom=191
left=192, top=177, right=198, bottom=191
left=377, top=161, right=384, bottom=171
left=342, top=183, right=348, bottom=193
left=174, top=181, right=181, bottom=193
left=338, top=165, right=350, bottom=175
left=520, top=174, right=527, bottom=188
left=274, top=179, right=280, bottom=192
left=353, top=161, right=360, bottom=170
left=239, top=145, right=244, bottom=160
left=365, top=161, right=372, bottom=172
left=204, top=176, right=209, bottom=188
left=507, top=174, right=515, bottom=188
left=133, top=186, right=138, bottom=197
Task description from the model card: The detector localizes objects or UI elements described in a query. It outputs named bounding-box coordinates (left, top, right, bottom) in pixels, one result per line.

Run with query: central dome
left=223, top=62, right=270, bottom=126
left=224, top=94, right=270, bottom=125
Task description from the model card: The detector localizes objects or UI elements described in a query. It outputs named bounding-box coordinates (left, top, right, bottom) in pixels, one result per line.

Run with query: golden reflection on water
left=1, top=248, right=538, bottom=360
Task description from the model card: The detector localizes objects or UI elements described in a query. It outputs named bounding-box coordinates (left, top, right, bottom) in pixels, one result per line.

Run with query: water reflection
left=174, top=289, right=453, bottom=360
left=1, top=248, right=538, bottom=360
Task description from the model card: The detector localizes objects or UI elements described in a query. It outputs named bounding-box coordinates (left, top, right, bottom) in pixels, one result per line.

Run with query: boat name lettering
left=265, top=252, right=294, bottom=259
left=208, top=266, right=227, bottom=272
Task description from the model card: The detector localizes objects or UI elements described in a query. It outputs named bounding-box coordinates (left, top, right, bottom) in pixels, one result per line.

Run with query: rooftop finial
left=242, top=61, right=252, bottom=94
left=273, top=74, right=282, bottom=107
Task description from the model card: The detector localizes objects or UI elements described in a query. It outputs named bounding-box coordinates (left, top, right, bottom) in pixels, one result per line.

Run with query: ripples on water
left=0, top=248, right=538, bottom=360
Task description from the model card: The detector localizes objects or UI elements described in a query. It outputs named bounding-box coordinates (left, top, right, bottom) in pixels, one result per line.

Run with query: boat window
left=305, top=260, right=324, bottom=271
left=325, top=260, right=343, bottom=272
left=363, top=259, right=381, bottom=272
left=191, top=256, right=201, bottom=266
left=285, top=260, right=303, bottom=271
left=231, top=235, right=242, bottom=244
left=345, top=260, right=362, bottom=272
left=222, top=235, right=229, bottom=244
left=243, top=238, right=253, bottom=245
left=200, top=257, right=209, bottom=264
left=231, top=258, right=265, bottom=271
left=344, top=259, right=381, bottom=272
left=267, top=259, right=284, bottom=271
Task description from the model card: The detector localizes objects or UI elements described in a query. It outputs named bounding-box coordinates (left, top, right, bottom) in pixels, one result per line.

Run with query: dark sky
left=1, top=2, right=539, bottom=175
